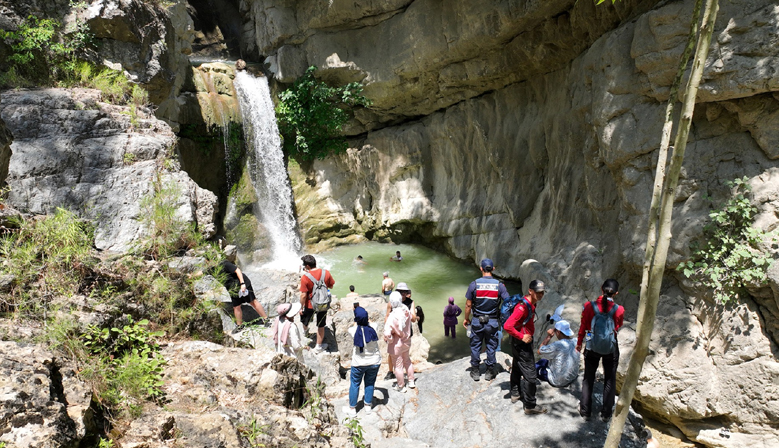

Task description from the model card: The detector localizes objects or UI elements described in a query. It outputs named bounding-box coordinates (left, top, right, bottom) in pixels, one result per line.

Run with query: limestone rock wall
left=0, top=96, right=10, bottom=186
left=0, top=88, right=217, bottom=252
left=256, top=0, right=779, bottom=446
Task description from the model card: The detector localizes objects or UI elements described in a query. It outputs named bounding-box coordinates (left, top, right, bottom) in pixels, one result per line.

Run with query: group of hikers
left=221, top=250, right=626, bottom=426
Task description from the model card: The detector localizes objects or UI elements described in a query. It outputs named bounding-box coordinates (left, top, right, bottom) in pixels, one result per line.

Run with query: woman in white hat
left=384, top=291, right=415, bottom=391
left=535, top=319, right=579, bottom=388
left=272, top=302, right=304, bottom=361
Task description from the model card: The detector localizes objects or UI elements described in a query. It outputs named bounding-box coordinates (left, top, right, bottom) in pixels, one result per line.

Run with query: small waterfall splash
left=233, top=71, right=302, bottom=269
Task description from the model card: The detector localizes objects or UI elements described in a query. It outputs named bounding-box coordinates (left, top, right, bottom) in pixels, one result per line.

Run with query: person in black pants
left=219, top=250, right=269, bottom=332
left=576, top=279, right=624, bottom=421
left=503, top=279, right=548, bottom=415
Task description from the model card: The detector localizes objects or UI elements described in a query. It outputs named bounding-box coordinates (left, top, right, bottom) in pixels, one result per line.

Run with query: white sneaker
left=407, top=380, right=416, bottom=389
left=314, top=344, right=326, bottom=353
left=342, top=406, right=357, bottom=418
left=394, top=384, right=407, bottom=393
left=364, top=403, right=373, bottom=414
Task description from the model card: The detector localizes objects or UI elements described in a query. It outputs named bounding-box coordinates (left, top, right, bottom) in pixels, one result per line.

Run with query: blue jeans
left=349, top=364, right=380, bottom=408
left=469, top=317, right=500, bottom=368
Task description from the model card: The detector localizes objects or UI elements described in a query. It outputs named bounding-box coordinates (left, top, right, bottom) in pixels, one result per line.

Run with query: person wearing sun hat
left=536, top=319, right=580, bottom=388
left=272, top=302, right=304, bottom=361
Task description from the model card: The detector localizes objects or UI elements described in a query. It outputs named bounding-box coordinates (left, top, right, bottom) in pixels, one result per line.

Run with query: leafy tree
left=604, top=0, right=721, bottom=445
left=275, top=66, right=371, bottom=161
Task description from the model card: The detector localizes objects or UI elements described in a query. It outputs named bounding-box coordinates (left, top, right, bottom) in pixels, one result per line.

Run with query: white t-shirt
left=348, top=324, right=382, bottom=367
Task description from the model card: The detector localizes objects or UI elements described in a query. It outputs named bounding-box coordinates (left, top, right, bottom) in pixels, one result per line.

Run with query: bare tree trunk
left=603, top=0, right=720, bottom=446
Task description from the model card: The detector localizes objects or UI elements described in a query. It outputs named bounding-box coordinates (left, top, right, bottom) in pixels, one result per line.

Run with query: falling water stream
left=233, top=71, right=302, bottom=270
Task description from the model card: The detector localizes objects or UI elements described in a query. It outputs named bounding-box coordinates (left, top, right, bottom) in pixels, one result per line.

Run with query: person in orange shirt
left=299, top=255, right=335, bottom=353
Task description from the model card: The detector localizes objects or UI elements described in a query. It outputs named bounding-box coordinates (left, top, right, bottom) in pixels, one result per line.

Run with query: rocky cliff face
left=0, top=88, right=217, bottom=251
left=253, top=0, right=779, bottom=446
left=0, top=96, right=10, bottom=186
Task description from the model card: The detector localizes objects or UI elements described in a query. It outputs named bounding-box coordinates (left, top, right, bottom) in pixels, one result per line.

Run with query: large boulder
left=0, top=88, right=217, bottom=252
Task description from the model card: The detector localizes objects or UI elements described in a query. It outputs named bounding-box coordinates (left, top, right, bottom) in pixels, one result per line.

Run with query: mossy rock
left=229, top=169, right=257, bottom=216
left=226, top=214, right=261, bottom=251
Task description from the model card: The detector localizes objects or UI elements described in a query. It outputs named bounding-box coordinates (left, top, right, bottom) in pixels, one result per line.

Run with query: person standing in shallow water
left=443, top=297, right=462, bottom=338
left=390, top=250, right=402, bottom=262
left=381, top=271, right=394, bottom=298
left=463, top=258, right=508, bottom=382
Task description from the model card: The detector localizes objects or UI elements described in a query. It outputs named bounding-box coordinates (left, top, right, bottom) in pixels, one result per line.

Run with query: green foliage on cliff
left=0, top=14, right=91, bottom=87
left=0, top=14, right=151, bottom=109
left=275, top=66, right=371, bottom=161
left=678, top=177, right=775, bottom=303
left=0, top=208, right=95, bottom=313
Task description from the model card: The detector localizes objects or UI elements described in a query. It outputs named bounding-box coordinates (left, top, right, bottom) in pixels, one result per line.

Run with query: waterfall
left=234, top=71, right=302, bottom=269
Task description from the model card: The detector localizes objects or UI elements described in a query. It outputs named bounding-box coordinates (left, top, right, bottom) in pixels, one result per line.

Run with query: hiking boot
left=484, top=367, right=497, bottom=382
left=470, top=368, right=481, bottom=382
left=578, top=404, right=591, bottom=420
left=384, top=371, right=396, bottom=381
left=600, top=414, right=611, bottom=423
left=231, top=324, right=246, bottom=334
left=510, top=386, right=520, bottom=403
left=524, top=407, right=548, bottom=415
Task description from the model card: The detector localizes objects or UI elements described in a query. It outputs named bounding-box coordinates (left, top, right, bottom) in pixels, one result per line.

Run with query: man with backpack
left=300, top=255, right=335, bottom=353
left=463, top=258, right=509, bottom=382
left=503, top=279, right=548, bottom=415
left=576, top=279, right=624, bottom=422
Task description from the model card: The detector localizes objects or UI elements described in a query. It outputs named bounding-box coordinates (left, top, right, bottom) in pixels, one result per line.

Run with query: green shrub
left=0, top=208, right=95, bottom=313
left=0, top=14, right=90, bottom=86
left=136, top=174, right=193, bottom=259
left=275, top=66, right=371, bottom=160
left=679, top=177, right=776, bottom=303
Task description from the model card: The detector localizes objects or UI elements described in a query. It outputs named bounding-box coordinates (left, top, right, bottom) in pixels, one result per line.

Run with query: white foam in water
left=234, top=72, right=302, bottom=271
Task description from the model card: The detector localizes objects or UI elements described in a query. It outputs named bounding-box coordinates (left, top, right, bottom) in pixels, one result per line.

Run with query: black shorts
left=230, top=277, right=257, bottom=307
left=301, top=308, right=327, bottom=328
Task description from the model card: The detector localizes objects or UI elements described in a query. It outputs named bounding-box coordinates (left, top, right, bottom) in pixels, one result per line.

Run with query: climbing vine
left=275, top=66, right=371, bottom=161
left=678, top=177, right=775, bottom=303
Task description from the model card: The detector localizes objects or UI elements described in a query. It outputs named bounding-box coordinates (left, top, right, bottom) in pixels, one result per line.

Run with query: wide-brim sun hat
left=286, top=302, right=302, bottom=318
left=396, top=282, right=411, bottom=291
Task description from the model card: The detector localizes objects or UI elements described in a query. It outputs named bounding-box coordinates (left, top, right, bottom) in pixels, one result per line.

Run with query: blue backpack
left=500, top=294, right=533, bottom=326
left=587, top=301, right=619, bottom=355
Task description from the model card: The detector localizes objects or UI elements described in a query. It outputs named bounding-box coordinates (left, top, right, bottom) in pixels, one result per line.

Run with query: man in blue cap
left=463, top=258, right=509, bottom=381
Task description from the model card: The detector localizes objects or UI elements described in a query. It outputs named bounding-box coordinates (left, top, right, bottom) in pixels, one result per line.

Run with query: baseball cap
left=480, top=258, right=494, bottom=270
left=395, top=282, right=411, bottom=291
left=554, top=320, right=574, bottom=337
left=529, top=280, right=545, bottom=292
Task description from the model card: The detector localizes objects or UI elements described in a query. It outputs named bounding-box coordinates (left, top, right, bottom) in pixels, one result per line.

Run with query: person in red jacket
left=503, top=279, right=548, bottom=415
left=576, top=278, right=624, bottom=422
